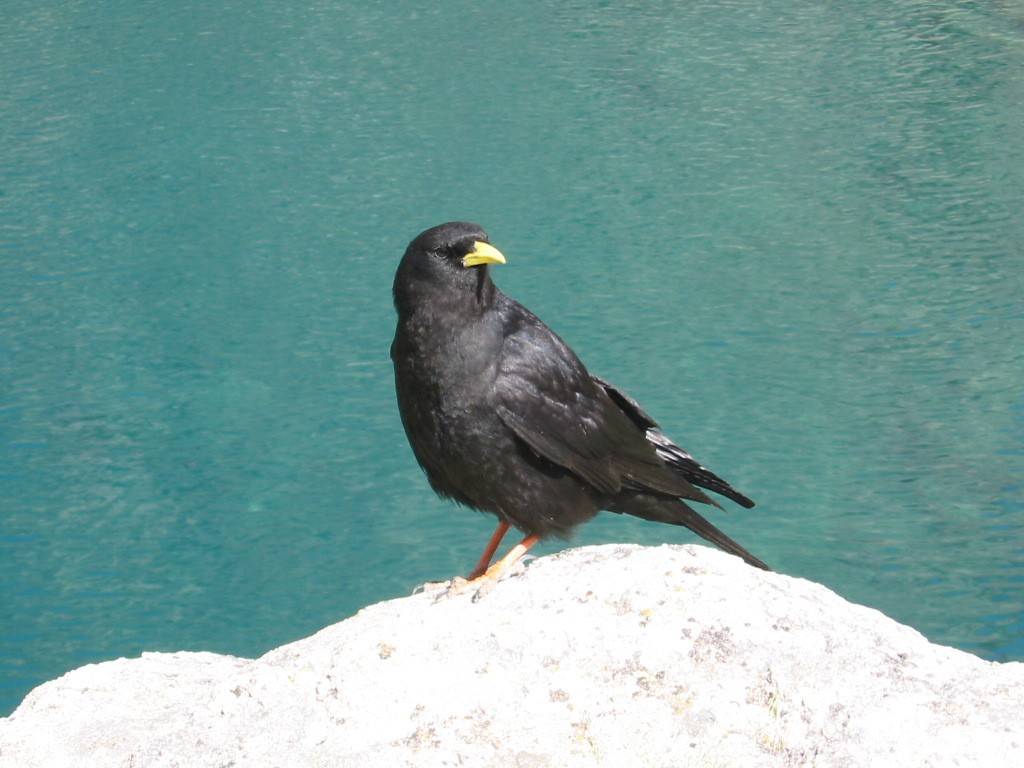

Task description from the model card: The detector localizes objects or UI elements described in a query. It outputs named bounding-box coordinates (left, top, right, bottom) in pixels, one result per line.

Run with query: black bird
left=391, top=222, right=769, bottom=589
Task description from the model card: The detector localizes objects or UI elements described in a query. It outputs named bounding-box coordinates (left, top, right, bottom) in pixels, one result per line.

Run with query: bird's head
left=393, top=222, right=507, bottom=315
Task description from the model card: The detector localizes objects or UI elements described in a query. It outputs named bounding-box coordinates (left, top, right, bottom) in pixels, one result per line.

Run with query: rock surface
left=1, top=544, right=1021, bottom=767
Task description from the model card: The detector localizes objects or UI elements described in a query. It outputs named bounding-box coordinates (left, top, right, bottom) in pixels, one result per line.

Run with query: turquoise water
left=3, top=0, right=1023, bottom=715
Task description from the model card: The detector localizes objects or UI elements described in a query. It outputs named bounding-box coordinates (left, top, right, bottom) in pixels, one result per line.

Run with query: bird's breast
left=394, top=314, right=505, bottom=438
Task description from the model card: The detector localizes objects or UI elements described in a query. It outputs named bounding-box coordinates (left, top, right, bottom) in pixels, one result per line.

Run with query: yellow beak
left=462, top=241, right=507, bottom=268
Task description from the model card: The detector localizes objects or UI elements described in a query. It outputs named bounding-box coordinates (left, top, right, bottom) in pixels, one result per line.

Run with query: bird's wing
left=593, top=375, right=755, bottom=509
left=493, top=401, right=621, bottom=495
left=590, top=374, right=660, bottom=429
left=644, top=430, right=755, bottom=508
left=492, top=308, right=718, bottom=506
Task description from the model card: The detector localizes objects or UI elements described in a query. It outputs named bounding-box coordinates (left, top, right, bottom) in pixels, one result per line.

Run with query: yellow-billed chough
left=391, top=222, right=769, bottom=588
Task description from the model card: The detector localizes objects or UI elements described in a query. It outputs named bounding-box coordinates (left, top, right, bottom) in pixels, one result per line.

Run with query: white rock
left=1, top=544, right=1021, bottom=767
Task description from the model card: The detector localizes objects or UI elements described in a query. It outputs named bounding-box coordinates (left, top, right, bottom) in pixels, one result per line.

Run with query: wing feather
left=493, top=307, right=721, bottom=506
left=594, top=376, right=755, bottom=509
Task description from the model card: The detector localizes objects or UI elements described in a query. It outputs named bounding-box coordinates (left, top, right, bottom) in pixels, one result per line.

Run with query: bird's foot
left=438, top=575, right=476, bottom=601
left=411, top=577, right=492, bottom=601
left=412, top=580, right=451, bottom=595
left=423, top=557, right=530, bottom=603
left=416, top=534, right=540, bottom=602
left=431, top=570, right=508, bottom=603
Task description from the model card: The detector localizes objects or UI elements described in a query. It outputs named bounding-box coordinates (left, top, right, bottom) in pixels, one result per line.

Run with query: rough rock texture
left=1, top=544, right=1021, bottom=767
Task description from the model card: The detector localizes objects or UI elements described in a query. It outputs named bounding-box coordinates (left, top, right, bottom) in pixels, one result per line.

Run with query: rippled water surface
left=2, top=1, right=1023, bottom=714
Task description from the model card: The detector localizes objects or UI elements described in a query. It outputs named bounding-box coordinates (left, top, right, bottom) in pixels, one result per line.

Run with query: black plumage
left=391, top=222, right=768, bottom=585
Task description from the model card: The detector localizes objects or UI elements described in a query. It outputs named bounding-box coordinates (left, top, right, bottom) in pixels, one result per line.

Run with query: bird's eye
left=429, top=246, right=445, bottom=258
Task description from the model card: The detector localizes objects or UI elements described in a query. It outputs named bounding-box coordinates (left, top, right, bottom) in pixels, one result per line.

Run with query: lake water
left=2, top=0, right=1022, bottom=715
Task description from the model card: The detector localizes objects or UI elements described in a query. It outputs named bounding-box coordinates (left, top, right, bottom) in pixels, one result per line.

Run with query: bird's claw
left=433, top=557, right=532, bottom=602
left=430, top=575, right=489, bottom=603
left=412, top=580, right=451, bottom=595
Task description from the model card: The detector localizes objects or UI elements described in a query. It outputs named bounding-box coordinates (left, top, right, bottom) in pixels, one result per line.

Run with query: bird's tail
left=609, top=495, right=770, bottom=571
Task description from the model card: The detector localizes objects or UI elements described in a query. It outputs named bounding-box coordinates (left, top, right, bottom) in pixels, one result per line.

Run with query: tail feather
left=609, top=494, right=770, bottom=571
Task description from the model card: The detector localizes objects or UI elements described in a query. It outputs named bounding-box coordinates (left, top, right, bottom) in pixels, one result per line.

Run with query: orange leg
left=424, top=523, right=540, bottom=600
left=468, top=520, right=511, bottom=579
left=474, top=534, right=540, bottom=586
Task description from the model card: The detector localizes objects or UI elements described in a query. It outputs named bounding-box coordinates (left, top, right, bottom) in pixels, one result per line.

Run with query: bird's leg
left=475, top=534, right=539, bottom=586
left=415, top=520, right=515, bottom=597
left=441, top=534, right=540, bottom=601
left=467, top=520, right=511, bottom=579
